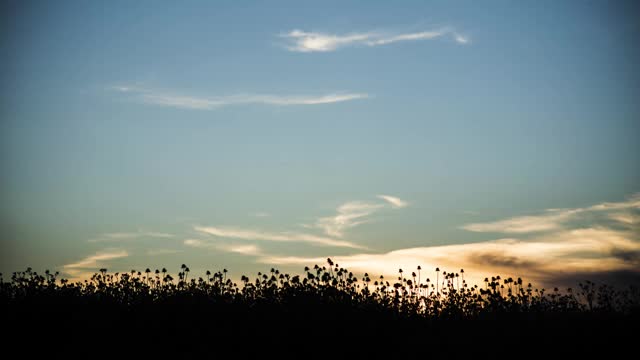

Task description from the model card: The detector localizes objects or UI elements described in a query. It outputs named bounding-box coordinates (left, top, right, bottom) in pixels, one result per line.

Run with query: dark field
left=3, top=261, right=638, bottom=355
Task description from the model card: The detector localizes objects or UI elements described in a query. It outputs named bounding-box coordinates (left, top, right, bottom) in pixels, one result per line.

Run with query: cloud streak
left=281, top=28, right=468, bottom=52
left=262, top=227, right=640, bottom=287
left=462, top=211, right=579, bottom=233
left=88, top=230, right=174, bottom=243
left=609, top=212, right=639, bottom=225
left=312, top=196, right=408, bottom=237
left=193, top=195, right=408, bottom=252
left=256, top=194, right=640, bottom=287
left=64, top=249, right=129, bottom=269
left=462, top=194, right=640, bottom=234
left=377, top=195, right=408, bottom=209
left=250, top=212, right=271, bottom=218
left=313, top=201, right=383, bottom=238
left=184, top=239, right=263, bottom=256
left=146, top=248, right=182, bottom=256
left=194, top=226, right=365, bottom=249
left=113, top=86, right=368, bottom=110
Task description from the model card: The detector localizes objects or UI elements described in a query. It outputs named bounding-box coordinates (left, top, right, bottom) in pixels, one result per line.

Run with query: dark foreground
left=3, top=264, right=639, bottom=355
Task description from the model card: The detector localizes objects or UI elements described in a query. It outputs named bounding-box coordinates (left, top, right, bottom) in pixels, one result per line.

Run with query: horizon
left=1, top=1, right=639, bottom=289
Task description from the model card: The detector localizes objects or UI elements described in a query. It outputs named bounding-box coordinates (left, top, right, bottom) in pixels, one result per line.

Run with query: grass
left=2, top=260, right=639, bottom=355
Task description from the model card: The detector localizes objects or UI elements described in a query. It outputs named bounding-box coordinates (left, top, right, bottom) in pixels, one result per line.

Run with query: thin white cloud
left=462, top=194, right=640, bottom=234
left=366, top=30, right=445, bottom=46
left=609, top=212, right=638, bottom=225
left=314, top=201, right=383, bottom=238
left=184, top=239, right=263, bottom=256
left=113, top=86, right=368, bottom=110
left=221, top=244, right=262, bottom=256
left=64, top=249, right=128, bottom=269
left=105, top=231, right=173, bottom=239
left=283, top=29, right=373, bottom=52
left=184, top=239, right=213, bottom=249
left=587, top=193, right=640, bottom=211
left=62, top=249, right=129, bottom=282
left=312, top=196, right=408, bottom=237
left=88, top=230, right=174, bottom=243
left=193, top=195, right=407, bottom=251
left=250, top=212, right=271, bottom=218
left=454, top=33, right=469, bottom=44
left=194, top=226, right=365, bottom=249
left=462, top=210, right=579, bottom=233
left=377, top=195, right=408, bottom=209
left=281, top=27, right=468, bottom=52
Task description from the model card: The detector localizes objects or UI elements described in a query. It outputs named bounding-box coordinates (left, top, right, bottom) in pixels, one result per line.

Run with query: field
left=3, top=260, right=638, bottom=355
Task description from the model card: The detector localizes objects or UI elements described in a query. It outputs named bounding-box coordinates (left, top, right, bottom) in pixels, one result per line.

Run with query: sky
left=1, top=1, right=639, bottom=287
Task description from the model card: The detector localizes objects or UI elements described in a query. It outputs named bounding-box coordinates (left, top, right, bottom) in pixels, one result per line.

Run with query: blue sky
left=1, top=1, right=639, bottom=286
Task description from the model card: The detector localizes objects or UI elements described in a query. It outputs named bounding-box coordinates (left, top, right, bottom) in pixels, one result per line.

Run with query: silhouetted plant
left=2, top=259, right=638, bottom=335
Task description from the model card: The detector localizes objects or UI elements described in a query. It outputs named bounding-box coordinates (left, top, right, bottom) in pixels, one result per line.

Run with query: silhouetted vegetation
left=2, top=260, right=638, bottom=355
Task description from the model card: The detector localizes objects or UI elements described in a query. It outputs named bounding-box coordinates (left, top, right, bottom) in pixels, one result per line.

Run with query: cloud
left=259, top=194, right=640, bottom=288
left=194, top=226, right=365, bottom=249
left=312, top=196, right=408, bottom=237
left=282, top=29, right=373, bottom=52
left=191, top=195, right=407, bottom=252
left=184, top=239, right=263, bottom=256
left=281, top=28, right=468, bottom=52
left=88, top=230, right=173, bottom=243
left=64, top=249, right=128, bottom=270
left=113, top=86, right=368, bottom=110
left=184, top=239, right=213, bottom=249
left=62, top=249, right=129, bottom=282
left=313, top=201, right=383, bottom=238
left=366, top=30, right=446, bottom=46
left=587, top=193, right=640, bottom=211
left=454, top=33, right=469, bottom=44
left=377, top=195, right=408, bottom=209
left=221, top=244, right=262, bottom=256
left=250, top=212, right=270, bottom=218
left=262, top=227, right=640, bottom=288
left=609, top=212, right=639, bottom=225
left=462, top=211, right=579, bottom=233
left=462, top=193, right=640, bottom=234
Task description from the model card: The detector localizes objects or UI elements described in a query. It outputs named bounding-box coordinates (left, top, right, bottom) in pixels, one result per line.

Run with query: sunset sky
left=1, top=1, right=638, bottom=287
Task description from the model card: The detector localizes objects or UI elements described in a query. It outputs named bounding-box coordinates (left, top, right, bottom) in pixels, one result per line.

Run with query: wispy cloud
left=462, top=211, right=579, bottom=233
left=609, top=212, right=639, bottom=225
left=191, top=195, right=408, bottom=251
left=113, top=86, right=368, bottom=110
left=88, top=230, right=173, bottom=243
left=62, top=249, right=129, bottom=281
left=366, top=30, right=447, bottom=46
left=281, top=28, right=469, bottom=52
left=184, top=239, right=214, bottom=249
left=313, top=201, right=383, bottom=238
left=184, top=239, right=263, bottom=256
left=220, top=244, right=262, bottom=256
left=311, top=196, right=408, bottom=237
left=586, top=194, right=640, bottom=211
left=262, top=227, right=640, bottom=287
left=377, top=195, right=408, bottom=209
left=194, top=226, right=365, bottom=249
left=462, top=194, right=640, bottom=234
left=63, top=249, right=128, bottom=273
left=454, top=33, right=469, bottom=44
left=259, top=194, right=640, bottom=287
left=250, top=212, right=271, bottom=218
